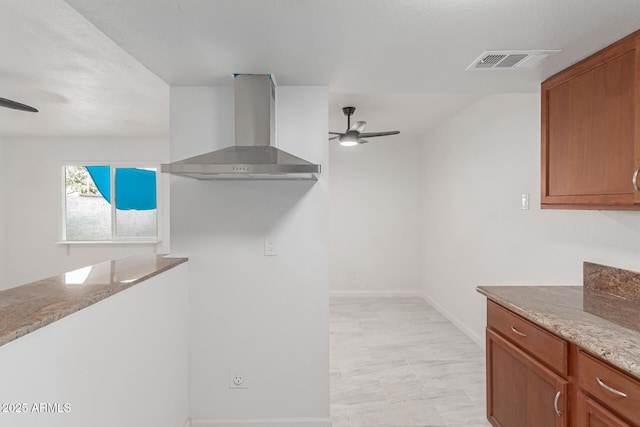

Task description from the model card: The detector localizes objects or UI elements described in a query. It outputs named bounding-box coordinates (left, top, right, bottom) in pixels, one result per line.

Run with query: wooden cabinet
left=488, top=301, right=568, bottom=376
left=578, top=350, right=640, bottom=426
left=541, top=29, right=640, bottom=210
left=487, top=329, right=568, bottom=426
left=484, top=300, right=640, bottom=427
left=577, top=392, right=631, bottom=427
left=486, top=301, right=568, bottom=426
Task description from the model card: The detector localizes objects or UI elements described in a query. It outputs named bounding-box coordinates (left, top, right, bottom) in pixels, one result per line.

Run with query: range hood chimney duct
left=161, top=74, right=321, bottom=180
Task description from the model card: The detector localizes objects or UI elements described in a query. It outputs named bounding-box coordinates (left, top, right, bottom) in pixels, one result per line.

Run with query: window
left=63, top=165, right=160, bottom=242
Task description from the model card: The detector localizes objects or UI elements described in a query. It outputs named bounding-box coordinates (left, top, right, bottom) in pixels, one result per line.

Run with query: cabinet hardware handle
left=511, top=326, right=527, bottom=337
left=554, top=391, right=562, bottom=417
left=596, top=377, right=628, bottom=398
left=633, top=167, right=640, bottom=192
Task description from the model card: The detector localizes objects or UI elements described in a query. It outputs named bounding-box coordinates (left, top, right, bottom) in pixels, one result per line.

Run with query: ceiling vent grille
left=466, top=50, right=560, bottom=71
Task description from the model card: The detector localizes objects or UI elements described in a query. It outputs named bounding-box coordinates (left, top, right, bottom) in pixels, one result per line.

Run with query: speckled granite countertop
left=0, top=255, right=187, bottom=348
left=477, top=285, right=640, bottom=379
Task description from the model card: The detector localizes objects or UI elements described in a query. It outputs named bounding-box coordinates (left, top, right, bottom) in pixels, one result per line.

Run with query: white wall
left=170, top=86, right=330, bottom=426
left=0, top=263, right=189, bottom=427
left=329, top=137, right=423, bottom=294
left=1, top=136, right=170, bottom=289
left=0, top=138, right=6, bottom=285
left=420, top=93, right=640, bottom=345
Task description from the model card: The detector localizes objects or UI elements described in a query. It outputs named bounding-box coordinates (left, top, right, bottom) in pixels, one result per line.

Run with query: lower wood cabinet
left=577, top=392, right=631, bottom=427
left=484, top=300, right=640, bottom=427
left=487, top=328, right=568, bottom=426
left=578, top=350, right=640, bottom=426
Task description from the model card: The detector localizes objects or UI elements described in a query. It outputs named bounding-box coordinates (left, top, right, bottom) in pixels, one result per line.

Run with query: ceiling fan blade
left=0, top=97, right=38, bottom=112
left=329, top=136, right=340, bottom=141
left=360, top=130, right=400, bottom=138
left=329, top=132, right=343, bottom=135
left=349, top=120, right=367, bottom=133
left=358, top=139, right=369, bottom=144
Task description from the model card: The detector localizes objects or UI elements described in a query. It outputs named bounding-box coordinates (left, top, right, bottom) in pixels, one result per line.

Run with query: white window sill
left=57, top=240, right=163, bottom=246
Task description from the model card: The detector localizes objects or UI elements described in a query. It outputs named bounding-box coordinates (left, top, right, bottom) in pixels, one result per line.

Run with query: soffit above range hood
left=161, top=74, right=321, bottom=181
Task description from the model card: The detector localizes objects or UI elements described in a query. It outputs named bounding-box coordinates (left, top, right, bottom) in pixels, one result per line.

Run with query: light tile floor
left=330, top=297, right=491, bottom=427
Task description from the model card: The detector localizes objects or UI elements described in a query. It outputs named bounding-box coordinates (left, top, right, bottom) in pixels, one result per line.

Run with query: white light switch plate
left=264, top=236, right=277, bottom=256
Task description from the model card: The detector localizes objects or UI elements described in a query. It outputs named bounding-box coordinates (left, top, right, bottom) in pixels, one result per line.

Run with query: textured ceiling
left=3, top=0, right=640, bottom=137
left=0, top=0, right=168, bottom=137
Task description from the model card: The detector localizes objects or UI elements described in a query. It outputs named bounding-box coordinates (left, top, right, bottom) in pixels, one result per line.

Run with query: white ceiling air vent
left=466, top=50, right=561, bottom=71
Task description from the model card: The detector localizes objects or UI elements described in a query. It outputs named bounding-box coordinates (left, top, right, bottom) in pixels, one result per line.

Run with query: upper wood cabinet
left=541, top=30, right=640, bottom=209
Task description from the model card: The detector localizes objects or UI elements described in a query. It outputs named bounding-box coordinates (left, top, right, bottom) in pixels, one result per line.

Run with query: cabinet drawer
left=487, top=301, right=568, bottom=376
left=578, top=351, right=640, bottom=425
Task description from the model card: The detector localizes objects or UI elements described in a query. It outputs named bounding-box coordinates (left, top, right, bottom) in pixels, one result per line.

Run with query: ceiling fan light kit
left=329, top=106, right=399, bottom=146
left=338, top=132, right=359, bottom=146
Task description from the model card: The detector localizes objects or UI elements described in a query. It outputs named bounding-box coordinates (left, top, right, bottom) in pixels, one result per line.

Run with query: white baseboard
left=329, top=289, right=425, bottom=298
left=190, top=418, right=331, bottom=427
left=419, top=292, right=485, bottom=349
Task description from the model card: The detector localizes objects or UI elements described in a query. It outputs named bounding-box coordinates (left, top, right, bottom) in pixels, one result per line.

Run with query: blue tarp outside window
left=85, top=166, right=157, bottom=211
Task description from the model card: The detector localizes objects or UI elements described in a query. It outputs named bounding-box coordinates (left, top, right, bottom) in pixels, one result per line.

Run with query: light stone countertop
left=0, top=254, right=188, bottom=348
left=477, top=285, right=640, bottom=379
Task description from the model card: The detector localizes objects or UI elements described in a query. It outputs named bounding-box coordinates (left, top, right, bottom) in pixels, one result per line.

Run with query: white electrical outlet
left=229, top=369, right=248, bottom=389
left=521, top=193, right=530, bottom=210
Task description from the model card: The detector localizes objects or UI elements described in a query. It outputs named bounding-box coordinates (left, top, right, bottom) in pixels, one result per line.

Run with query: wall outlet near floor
left=229, top=369, right=248, bottom=389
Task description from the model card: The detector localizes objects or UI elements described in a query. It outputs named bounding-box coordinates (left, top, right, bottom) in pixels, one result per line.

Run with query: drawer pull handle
left=554, top=391, right=562, bottom=417
left=596, top=377, right=628, bottom=398
left=511, top=326, right=527, bottom=337
left=634, top=167, right=640, bottom=192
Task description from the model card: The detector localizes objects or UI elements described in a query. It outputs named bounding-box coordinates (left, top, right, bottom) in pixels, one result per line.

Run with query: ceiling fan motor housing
left=342, top=106, right=356, bottom=117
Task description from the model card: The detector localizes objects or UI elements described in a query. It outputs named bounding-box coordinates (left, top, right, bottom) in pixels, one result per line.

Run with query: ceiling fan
left=0, top=97, right=38, bottom=113
left=329, top=106, right=399, bottom=146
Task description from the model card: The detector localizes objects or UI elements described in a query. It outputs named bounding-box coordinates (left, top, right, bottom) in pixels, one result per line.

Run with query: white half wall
left=1, top=136, right=170, bottom=290
left=329, top=137, right=422, bottom=294
left=0, top=263, right=189, bottom=427
left=170, top=85, right=330, bottom=425
left=420, top=93, right=640, bottom=345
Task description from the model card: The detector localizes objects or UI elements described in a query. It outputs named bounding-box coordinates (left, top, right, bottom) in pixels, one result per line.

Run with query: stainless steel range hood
left=161, top=74, right=321, bottom=181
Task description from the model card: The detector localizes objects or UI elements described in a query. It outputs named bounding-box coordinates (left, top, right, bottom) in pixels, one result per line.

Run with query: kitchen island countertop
left=0, top=254, right=187, bottom=348
left=477, top=285, right=640, bottom=379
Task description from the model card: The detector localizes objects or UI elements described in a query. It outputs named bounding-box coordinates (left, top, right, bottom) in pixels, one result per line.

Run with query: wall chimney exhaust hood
left=161, top=74, right=321, bottom=181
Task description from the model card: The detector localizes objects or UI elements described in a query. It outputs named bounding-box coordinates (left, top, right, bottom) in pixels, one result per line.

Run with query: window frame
left=59, top=162, right=163, bottom=244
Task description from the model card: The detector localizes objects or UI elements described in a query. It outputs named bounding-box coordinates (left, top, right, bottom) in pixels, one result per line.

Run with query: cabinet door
left=576, top=392, right=632, bottom=427
left=541, top=30, right=640, bottom=209
left=486, top=329, right=568, bottom=427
